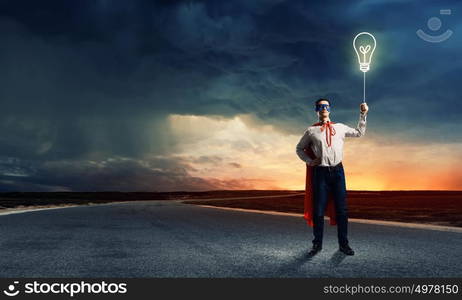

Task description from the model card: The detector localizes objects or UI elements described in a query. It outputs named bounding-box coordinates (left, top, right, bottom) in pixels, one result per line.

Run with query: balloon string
left=363, top=72, right=366, bottom=103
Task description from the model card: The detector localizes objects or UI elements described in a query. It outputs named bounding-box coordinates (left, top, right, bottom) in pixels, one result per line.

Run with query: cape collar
left=312, top=120, right=335, bottom=126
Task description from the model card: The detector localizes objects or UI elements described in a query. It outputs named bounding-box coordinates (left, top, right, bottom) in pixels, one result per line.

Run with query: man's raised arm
left=345, top=103, right=369, bottom=138
left=344, top=113, right=367, bottom=137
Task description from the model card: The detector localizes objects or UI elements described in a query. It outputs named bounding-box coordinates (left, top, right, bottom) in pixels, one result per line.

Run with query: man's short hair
left=315, top=98, right=331, bottom=106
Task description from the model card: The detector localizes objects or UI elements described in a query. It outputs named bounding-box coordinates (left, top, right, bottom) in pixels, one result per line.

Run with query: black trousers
left=311, top=163, right=349, bottom=246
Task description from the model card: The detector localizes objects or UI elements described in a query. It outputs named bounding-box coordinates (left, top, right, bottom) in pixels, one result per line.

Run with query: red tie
left=319, top=121, right=336, bottom=147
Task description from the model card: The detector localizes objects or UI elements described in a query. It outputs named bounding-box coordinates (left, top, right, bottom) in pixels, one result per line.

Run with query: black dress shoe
left=339, top=244, right=355, bottom=255
left=308, top=243, right=322, bottom=256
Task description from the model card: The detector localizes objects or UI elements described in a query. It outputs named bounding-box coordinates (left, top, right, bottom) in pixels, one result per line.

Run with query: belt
left=315, top=162, right=343, bottom=170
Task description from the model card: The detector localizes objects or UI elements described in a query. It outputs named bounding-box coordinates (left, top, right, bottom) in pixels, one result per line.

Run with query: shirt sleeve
left=296, top=129, right=314, bottom=164
left=344, top=113, right=367, bottom=137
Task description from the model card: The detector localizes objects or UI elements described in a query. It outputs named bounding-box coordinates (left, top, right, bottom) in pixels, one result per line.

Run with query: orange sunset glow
left=167, top=114, right=462, bottom=191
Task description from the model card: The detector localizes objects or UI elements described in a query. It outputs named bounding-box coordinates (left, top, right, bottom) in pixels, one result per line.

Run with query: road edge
left=196, top=204, right=462, bottom=233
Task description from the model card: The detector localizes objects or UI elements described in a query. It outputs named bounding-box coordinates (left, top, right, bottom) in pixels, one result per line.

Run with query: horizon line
left=0, top=189, right=462, bottom=193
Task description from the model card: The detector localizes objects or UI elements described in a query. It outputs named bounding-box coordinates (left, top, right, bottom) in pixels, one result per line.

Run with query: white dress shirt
left=296, top=113, right=367, bottom=166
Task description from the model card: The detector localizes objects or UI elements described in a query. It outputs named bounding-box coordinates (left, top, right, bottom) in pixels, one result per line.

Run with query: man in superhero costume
left=296, top=98, right=368, bottom=256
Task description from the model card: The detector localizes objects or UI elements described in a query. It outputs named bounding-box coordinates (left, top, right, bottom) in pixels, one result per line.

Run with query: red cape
left=303, top=122, right=337, bottom=227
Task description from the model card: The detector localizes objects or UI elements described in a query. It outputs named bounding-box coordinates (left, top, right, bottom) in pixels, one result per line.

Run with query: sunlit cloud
left=168, top=114, right=462, bottom=190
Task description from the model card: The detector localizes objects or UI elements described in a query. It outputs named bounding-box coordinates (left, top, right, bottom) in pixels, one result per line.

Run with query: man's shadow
left=275, top=249, right=348, bottom=276
left=305, top=249, right=348, bottom=266
left=275, top=251, right=315, bottom=275
left=329, top=250, right=347, bottom=266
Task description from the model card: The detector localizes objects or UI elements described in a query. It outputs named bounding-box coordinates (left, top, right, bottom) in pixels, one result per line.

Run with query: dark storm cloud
left=0, top=0, right=461, bottom=191
left=0, top=155, right=254, bottom=192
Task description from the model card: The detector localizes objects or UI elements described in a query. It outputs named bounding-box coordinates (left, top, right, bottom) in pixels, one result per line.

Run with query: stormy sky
left=0, top=0, right=461, bottom=191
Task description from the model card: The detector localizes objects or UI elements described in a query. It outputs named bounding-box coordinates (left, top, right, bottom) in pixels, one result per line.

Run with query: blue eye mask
left=315, top=104, right=331, bottom=112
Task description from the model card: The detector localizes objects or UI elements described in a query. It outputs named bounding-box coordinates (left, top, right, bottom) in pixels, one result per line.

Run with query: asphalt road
left=1, top=200, right=461, bottom=277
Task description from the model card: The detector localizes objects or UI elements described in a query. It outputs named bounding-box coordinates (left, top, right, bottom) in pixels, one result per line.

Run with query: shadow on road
left=329, top=251, right=347, bottom=266
left=274, top=250, right=315, bottom=276
left=275, top=249, right=349, bottom=276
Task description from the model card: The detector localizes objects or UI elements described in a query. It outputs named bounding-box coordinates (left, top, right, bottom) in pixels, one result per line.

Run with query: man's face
left=316, top=100, right=330, bottom=118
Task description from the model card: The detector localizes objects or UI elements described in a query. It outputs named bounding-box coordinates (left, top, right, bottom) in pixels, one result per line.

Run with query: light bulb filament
left=359, top=45, right=371, bottom=54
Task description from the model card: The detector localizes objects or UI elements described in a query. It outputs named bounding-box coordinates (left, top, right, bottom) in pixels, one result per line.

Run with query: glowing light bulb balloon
left=353, top=32, right=376, bottom=103
left=353, top=32, right=376, bottom=72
